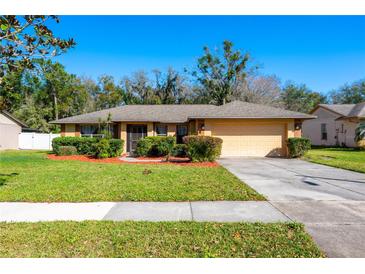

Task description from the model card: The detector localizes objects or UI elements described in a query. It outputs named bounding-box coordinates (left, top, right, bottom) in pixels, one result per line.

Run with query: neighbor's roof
left=347, top=102, right=365, bottom=118
left=51, top=101, right=315, bottom=124
left=314, top=103, right=365, bottom=119
left=0, top=110, right=28, bottom=127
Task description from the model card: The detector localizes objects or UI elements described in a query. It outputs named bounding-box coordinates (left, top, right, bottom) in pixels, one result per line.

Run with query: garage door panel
left=211, top=123, right=285, bottom=157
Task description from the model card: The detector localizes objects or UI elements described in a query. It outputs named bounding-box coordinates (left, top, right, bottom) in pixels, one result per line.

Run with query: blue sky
left=52, top=16, right=365, bottom=94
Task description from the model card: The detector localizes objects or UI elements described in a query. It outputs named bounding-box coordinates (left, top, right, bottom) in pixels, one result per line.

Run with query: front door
left=176, top=125, right=188, bottom=144
left=127, top=125, right=147, bottom=153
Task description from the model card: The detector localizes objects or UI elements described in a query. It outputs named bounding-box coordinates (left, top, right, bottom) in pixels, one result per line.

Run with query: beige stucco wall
left=63, top=124, right=76, bottom=137
left=0, top=113, right=21, bottom=149
left=302, top=107, right=359, bottom=147
left=167, top=124, right=176, bottom=136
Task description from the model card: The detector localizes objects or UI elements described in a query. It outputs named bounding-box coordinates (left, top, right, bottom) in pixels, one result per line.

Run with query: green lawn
left=304, top=147, right=365, bottom=173
left=0, top=221, right=323, bottom=258
left=0, top=150, right=264, bottom=202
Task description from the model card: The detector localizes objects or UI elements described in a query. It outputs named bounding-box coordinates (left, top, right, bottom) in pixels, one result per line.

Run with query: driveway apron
left=219, top=157, right=365, bottom=257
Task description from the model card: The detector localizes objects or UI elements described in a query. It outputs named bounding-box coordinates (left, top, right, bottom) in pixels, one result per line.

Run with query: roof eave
left=188, top=116, right=316, bottom=120
left=50, top=119, right=190, bottom=124
left=1, top=110, right=28, bottom=127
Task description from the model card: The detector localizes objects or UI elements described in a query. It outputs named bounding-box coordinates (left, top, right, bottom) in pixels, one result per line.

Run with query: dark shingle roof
left=316, top=103, right=365, bottom=119
left=189, top=101, right=315, bottom=119
left=52, top=105, right=217, bottom=124
left=348, top=102, right=365, bottom=118
left=317, top=104, right=356, bottom=116
left=51, top=101, right=315, bottom=124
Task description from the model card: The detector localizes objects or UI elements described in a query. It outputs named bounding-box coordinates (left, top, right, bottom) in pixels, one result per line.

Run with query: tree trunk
left=53, top=87, right=58, bottom=121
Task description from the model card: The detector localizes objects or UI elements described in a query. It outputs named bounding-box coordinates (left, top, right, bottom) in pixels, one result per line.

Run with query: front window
left=81, top=125, right=98, bottom=136
left=156, top=124, right=168, bottom=136
left=80, top=124, right=113, bottom=138
left=321, top=123, right=327, bottom=140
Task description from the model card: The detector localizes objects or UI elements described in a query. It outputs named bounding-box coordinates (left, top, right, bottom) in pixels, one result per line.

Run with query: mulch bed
left=47, top=154, right=219, bottom=167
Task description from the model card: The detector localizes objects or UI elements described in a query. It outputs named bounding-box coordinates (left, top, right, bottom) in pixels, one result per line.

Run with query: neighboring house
left=302, top=102, right=365, bottom=147
left=51, top=101, right=315, bottom=157
left=0, top=110, right=27, bottom=150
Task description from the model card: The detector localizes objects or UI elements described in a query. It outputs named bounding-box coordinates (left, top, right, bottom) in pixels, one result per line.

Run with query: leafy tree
left=122, top=71, right=158, bottom=104
left=330, top=79, right=365, bottom=104
left=11, top=60, right=94, bottom=132
left=0, top=67, right=24, bottom=111
left=34, top=60, right=92, bottom=121
left=94, top=75, right=124, bottom=110
left=14, top=96, right=50, bottom=132
left=193, top=40, right=251, bottom=105
left=154, top=68, right=192, bottom=104
left=79, top=76, right=98, bottom=111
left=281, top=83, right=327, bottom=113
left=0, top=16, right=75, bottom=80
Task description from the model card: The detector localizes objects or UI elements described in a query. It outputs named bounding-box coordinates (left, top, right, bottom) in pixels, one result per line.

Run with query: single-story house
left=302, top=102, right=365, bottom=147
left=51, top=100, right=315, bottom=157
left=0, top=110, right=27, bottom=150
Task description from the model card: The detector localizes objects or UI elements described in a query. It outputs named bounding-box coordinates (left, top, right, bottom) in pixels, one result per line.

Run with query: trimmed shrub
left=287, top=137, right=311, bottom=158
left=52, top=137, right=98, bottom=155
left=183, top=135, right=222, bottom=162
left=172, top=144, right=188, bottom=157
left=135, top=137, right=154, bottom=157
left=57, top=146, right=78, bottom=156
left=93, top=139, right=110, bottom=159
left=109, top=139, right=124, bottom=157
left=155, top=136, right=175, bottom=156
left=52, top=136, right=124, bottom=158
left=135, top=136, right=176, bottom=157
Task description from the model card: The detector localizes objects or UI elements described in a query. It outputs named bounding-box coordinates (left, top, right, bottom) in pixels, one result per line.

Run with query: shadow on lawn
left=0, top=173, right=19, bottom=187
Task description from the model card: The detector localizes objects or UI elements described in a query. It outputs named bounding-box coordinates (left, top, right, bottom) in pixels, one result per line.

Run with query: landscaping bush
left=287, top=137, right=311, bottom=158
left=52, top=137, right=98, bottom=155
left=183, top=135, right=222, bottom=162
left=52, top=137, right=124, bottom=158
left=57, top=146, right=78, bottom=156
left=108, top=139, right=124, bottom=157
left=172, top=144, right=188, bottom=157
left=155, top=136, right=175, bottom=156
left=135, top=136, right=176, bottom=157
left=135, top=137, right=154, bottom=157
left=93, top=139, right=110, bottom=159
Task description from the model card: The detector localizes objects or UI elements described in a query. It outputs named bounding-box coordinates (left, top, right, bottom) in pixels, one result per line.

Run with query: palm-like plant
left=355, top=122, right=365, bottom=142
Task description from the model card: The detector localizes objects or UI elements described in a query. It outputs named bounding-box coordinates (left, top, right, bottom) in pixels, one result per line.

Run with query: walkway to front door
left=127, top=125, right=147, bottom=153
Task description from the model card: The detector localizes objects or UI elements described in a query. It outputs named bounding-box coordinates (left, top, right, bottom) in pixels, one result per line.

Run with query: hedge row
left=52, top=137, right=124, bottom=158
left=287, top=137, right=311, bottom=158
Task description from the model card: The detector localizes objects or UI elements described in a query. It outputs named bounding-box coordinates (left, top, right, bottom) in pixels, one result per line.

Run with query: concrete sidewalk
left=0, top=201, right=289, bottom=223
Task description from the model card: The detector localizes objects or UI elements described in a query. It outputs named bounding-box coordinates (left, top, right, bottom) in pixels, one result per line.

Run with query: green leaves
left=193, top=40, right=251, bottom=105
left=0, top=15, right=76, bottom=78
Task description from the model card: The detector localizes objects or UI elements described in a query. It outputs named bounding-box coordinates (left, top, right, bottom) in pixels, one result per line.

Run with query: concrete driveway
left=219, top=157, right=365, bottom=258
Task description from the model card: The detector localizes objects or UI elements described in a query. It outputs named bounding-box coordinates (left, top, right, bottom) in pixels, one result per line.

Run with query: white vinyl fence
left=19, top=133, right=60, bottom=150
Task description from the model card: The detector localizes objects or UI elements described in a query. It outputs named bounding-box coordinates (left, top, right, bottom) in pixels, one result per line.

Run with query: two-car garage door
left=210, top=121, right=286, bottom=157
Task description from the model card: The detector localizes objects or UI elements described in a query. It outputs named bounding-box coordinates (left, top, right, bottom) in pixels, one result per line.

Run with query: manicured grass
left=0, top=150, right=264, bottom=202
left=0, top=221, right=323, bottom=258
left=304, top=147, right=365, bottom=173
